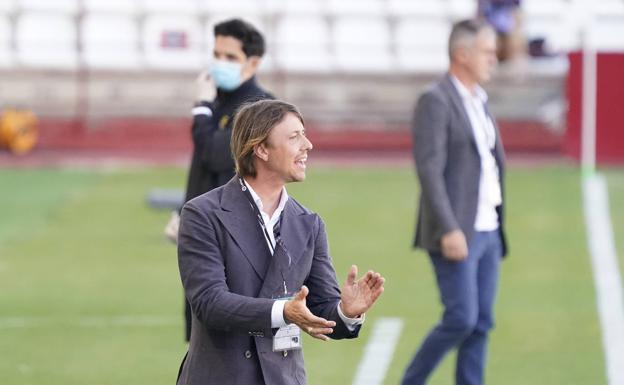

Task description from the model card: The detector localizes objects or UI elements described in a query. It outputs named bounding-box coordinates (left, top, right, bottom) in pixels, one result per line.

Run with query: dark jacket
left=412, top=74, right=508, bottom=256
left=177, top=178, right=360, bottom=385
left=184, top=77, right=273, bottom=203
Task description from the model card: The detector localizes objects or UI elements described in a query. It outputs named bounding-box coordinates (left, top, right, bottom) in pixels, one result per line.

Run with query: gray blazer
left=176, top=177, right=359, bottom=385
left=412, top=74, right=507, bottom=256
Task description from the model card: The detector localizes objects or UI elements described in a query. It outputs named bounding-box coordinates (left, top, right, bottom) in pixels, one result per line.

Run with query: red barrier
left=34, top=117, right=560, bottom=156
left=566, top=52, right=624, bottom=164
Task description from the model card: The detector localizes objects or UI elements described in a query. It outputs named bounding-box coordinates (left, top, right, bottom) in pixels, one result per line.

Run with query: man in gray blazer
left=401, top=19, right=507, bottom=385
left=177, top=99, right=385, bottom=385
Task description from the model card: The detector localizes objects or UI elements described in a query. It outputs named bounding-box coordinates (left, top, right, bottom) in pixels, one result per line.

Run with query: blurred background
left=0, top=0, right=620, bottom=159
left=0, top=1, right=623, bottom=385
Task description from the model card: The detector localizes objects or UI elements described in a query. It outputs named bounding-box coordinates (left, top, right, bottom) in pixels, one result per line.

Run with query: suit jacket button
left=244, top=350, right=252, bottom=359
left=282, top=350, right=288, bottom=357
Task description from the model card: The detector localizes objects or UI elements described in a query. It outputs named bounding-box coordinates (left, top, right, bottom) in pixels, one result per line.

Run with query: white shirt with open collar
left=244, top=179, right=363, bottom=330
left=450, top=76, right=502, bottom=232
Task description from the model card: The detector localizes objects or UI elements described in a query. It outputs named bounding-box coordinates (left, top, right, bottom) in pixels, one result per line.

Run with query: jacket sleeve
left=190, top=101, right=216, bottom=150
left=304, top=215, right=360, bottom=340
left=178, top=201, right=274, bottom=336
left=412, top=90, right=460, bottom=235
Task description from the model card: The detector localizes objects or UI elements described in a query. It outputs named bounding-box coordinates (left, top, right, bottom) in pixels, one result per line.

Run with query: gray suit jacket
left=412, top=74, right=508, bottom=256
left=176, top=177, right=359, bottom=385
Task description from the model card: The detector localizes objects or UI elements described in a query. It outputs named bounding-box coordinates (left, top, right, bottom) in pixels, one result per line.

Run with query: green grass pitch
left=1, top=165, right=619, bottom=385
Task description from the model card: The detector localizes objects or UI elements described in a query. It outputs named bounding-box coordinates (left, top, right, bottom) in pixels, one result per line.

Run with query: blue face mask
left=210, top=60, right=243, bottom=91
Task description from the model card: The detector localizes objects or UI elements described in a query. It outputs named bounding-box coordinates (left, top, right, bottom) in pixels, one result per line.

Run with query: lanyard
left=238, top=177, right=291, bottom=294
left=238, top=177, right=278, bottom=254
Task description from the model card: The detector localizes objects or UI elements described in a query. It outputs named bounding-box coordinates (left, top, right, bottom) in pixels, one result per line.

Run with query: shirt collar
left=450, top=74, right=488, bottom=103
left=243, top=178, right=289, bottom=217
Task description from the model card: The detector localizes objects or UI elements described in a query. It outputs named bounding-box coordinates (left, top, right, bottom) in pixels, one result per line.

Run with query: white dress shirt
left=243, top=180, right=364, bottom=330
left=450, top=76, right=502, bottom=231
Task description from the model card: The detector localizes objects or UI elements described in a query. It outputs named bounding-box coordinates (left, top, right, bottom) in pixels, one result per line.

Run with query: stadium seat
left=523, top=0, right=568, bottom=19
left=201, top=0, right=265, bottom=16
left=274, top=16, right=332, bottom=72
left=141, top=0, right=198, bottom=14
left=448, top=0, right=478, bottom=20
left=387, top=0, right=448, bottom=18
left=327, top=0, right=386, bottom=16
left=18, top=0, right=78, bottom=14
left=522, top=0, right=582, bottom=54
left=266, top=0, right=324, bottom=16
left=333, top=16, right=392, bottom=72
left=143, top=15, right=202, bottom=70
left=567, top=0, right=624, bottom=41
left=82, top=15, right=141, bottom=70
left=588, top=17, right=624, bottom=51
left=16, top=13, right=77, bottom=69
left=395, top=18, right=451, bottom=73
left=586, top=0, right=624, bottom=19
left=83, top=0, right=140, bottom=15
left=0, top=0, right=15, bottom=13
left=0, top=16, right=13, bottom=67
left=524, top=17, right=580, bottom=53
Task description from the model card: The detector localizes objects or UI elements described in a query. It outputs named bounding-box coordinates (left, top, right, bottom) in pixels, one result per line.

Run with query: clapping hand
left=339, top=265, right=385, bottom=318
left=283, top=286, right=336, bottom=341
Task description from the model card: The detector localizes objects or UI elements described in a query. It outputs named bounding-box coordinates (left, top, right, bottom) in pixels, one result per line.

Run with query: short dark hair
left=231, top=100, right=304, bottom=178
left=448, top=18, right=493, bottom=60
left=214, top=18, right=265, bottom=58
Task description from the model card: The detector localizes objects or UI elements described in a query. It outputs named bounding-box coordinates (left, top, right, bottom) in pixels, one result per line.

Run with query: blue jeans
left=401, top=231, right=502, bottom=385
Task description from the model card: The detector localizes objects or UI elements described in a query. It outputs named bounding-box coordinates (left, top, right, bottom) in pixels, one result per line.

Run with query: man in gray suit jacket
left=177, top=99, right=385, bottom=385
left=401, top=19, right=507, bottom=385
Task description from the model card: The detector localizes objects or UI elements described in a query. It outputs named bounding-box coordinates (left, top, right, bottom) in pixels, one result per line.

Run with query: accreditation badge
left=272, top=293, right=302, bottom=352
left=273, top=323, right=302, bottom=352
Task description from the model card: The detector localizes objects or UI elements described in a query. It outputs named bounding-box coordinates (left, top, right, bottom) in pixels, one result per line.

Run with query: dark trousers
left=402, top=230, right=502, bottom=385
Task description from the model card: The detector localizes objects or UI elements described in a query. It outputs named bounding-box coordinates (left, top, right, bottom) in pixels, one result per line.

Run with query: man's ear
left=455, top=46, right=470, bottom=65
left=244, top=56, right=261, bottom=78
left=248, top=56, right=261, bottom=71
left=253, top=142, right=269, bottom=162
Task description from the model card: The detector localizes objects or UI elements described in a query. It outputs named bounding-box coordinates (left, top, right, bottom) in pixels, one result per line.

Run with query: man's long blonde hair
left=231, top=99, right=304, bottom=178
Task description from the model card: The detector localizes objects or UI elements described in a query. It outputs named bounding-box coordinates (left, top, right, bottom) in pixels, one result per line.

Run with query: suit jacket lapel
left=214, top=178, right=271, bottom=280
left=280, top=201, right=316, bottom=267
left=442, top=74, right=479, bottom=153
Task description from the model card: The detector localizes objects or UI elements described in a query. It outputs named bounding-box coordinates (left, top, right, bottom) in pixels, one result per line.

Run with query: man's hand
left=440, top=229, right=468, bottom=261
left=283, top=285, right=336, bottom=341
left=163, top=211, right=180, bottom=244
left=339, top=265, right=385, bottom=319
left=195, top=70, right=216, bottom=102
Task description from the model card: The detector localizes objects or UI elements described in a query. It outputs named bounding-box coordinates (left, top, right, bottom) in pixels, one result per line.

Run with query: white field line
left=583, top=174, right=624, bottom=385
left=352, top=317, right=403, bottom=385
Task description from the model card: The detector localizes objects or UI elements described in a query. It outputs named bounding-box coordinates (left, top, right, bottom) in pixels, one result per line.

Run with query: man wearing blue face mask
left=181, top=18, right=274, bottom=341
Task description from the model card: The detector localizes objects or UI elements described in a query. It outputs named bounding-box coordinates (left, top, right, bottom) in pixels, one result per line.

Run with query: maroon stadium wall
left=565, top=51, right=624, bottom=164
left=35, top=117, right=561, bottom=155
